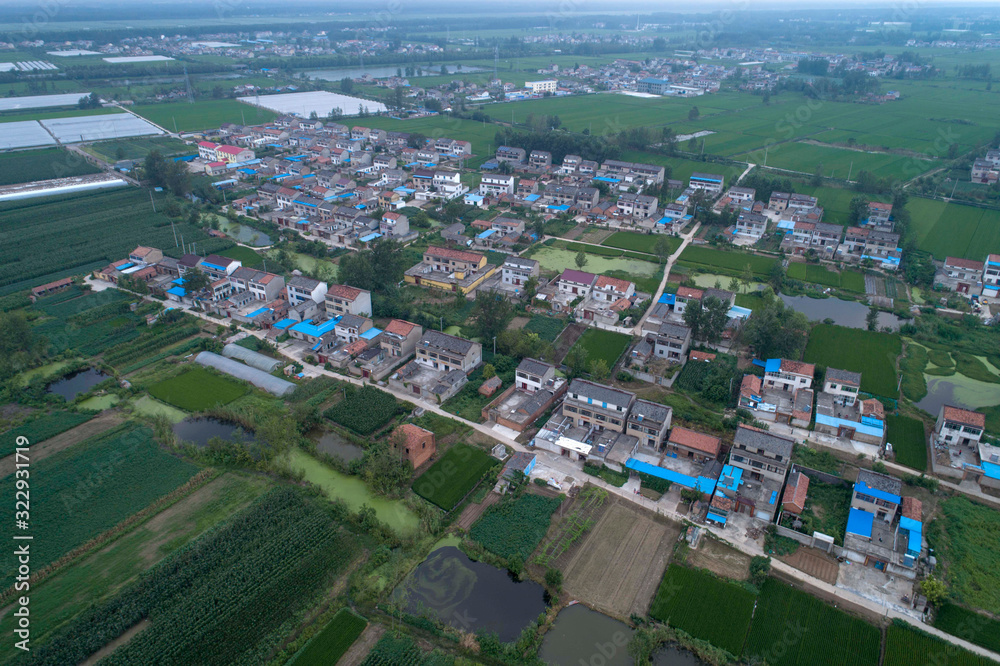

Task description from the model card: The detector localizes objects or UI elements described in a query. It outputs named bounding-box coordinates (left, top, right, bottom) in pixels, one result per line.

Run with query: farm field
left=937, top=496, right=1000, bottom=615
left=523, top=315, right=566, bottom=342
left=934, top=604, right=1000, bottom=655
left=803, top=324, right=902, bottom=397
left=884, top=622, right=998, bottom=666
left=743, top=578, right=881, bottom=666
left=412, top=443, right=497, bottom=511
left=290, top=609, right=368, bottom=666
left=0, top=412, right=122, bottom=477
left=906, top=197, right=1000, bottom=262
left=0, top=147, right=100, bottom=185
left=678, top=246, right=778, bottom=277
left=786, top=263, right=865, bottom=293
left=760, top=141, right=917, bottom=180
left=529, top=245, right=662, bottom=278
left=0, top=106, right=125, bottom=124
left=1, top=410, right=94, bottom=443
left=885, top=414, right=928, bottom=471
left=571, top=328, right=633, bottom=368
left=0, top=422, right=199, bottom=588
left=360, top=631, right=454, bottom=665
left=649, top=564, right=755, bottom=656
left=561, top=499, right=680, bottom=617
left=131, top=99, right=277, bottom=132
left=0, top=189, right=228, bottom=295
left=324, top=385, right=403, bottom=435
left=84, top=136, right=193, bottom=162
left=602, top=231, right=680, bottom=255
left=470, top=492, right=562, bottom=561
left=147, top=366, right=249, bottom=411
left=0, top=472, right=268, bottom=663
left=217, top=244, right=264, bottom=268
left=26, top=487, right=361, bottom=665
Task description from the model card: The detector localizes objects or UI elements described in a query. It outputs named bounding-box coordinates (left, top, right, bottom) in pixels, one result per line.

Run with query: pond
left=285, top=448, right=420, bottom=535
left=313, top=428, right=364, bottom=462
left=539, top=604, right=705, bottom=666
left=46, top=368, right=109, bottom=401
left=307, top=64, right=484, bottom=80
left=393, top=546, right=548, bottom=642
left=220, top=221, right=272, bottom=247
left=916, top=374, right=1000, bottom=416
left=531, top=247, right=660, bottom=278
left=172, top=417, right=254, bottom=448
left=779, top=294, right=902, bottom=330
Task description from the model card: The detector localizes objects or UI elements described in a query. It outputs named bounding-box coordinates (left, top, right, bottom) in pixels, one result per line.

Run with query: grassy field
left=412, top=443, right=497, bottom=511
left=803, top=325, right=902, bottom=397
left=84, top=136, right=193, bottom=162
left=649, top=565, right=755, bottom=655
left=529, top=245, right=661, bottom=277
left=218, top=244, right=264, bottom=268
left=743, top=578, right=881, bottom=666
left=523, top=315, right=565, bottom=342
left=678, top=246, right=778, bottom=277
left=470, top=492, right=562, bottom=561
left=786, top=263, right=864, bottom=293
left=885, top=414, right=928, bottom=471
left=906, top=197, right=1000, bottom=261
left=884, top=622, right=998, bottom=666
left=602, top=231, right=679, bottom=255
left=0, top=189, right=228, bottom=295
left=937, top=496, right=1000, bottom=615
left=0, top=473, right=268, bottom=663
left=147, top=366, right=249, bottom=412
left=290, top=609, right=368, bottom=666
left=131, top=99, right=278, bottom=132
left=571, top=328, right=633, bottom=368
left=0, top=423, right=199, bottom=589
left=0, top=147, right=100, bottom=185
left=933, top=604, right=1000, bottom=655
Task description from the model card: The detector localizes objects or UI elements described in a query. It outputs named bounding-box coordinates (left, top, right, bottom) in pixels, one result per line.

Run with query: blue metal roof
left=983, top=461, right=1000, bottom=480
left=247, top=307, right=270, bottom=318
left=855, top=480, right=901, bottom=504
left=752, top=359, right=767, bottom=368
left=764, top=358, right=782, bottom=373
left=625, top=459, right=717, bottom=494
left=360, top=327, right=381, bottom=340
left=548, top=204, right=569, bottom=211
left=167, top=286, right=186, bottom=297
left=706, top=511, right=727, bottom=524
left=171, top=278, right=186, bottom=285
left=200, top=261, right=227, bottom=272
left=524, top=193, right=541, bottom=202
left=846, top=507, right=874, bottom=538
left=273, top=318, right=296, bottom=329
left=658, top=293, right=676, bottom=305
left=593, top=176, right=620, bottom=183
left=477, top=229, right=496, bottom=239
left=359, top=232, right=381, bottom=243
left=717, top=465, right=743, bottom=492
left=116, top=262, right=134, bottom=270
left=899, top=516, right=922, bottom=555
left=290, top=317, right=340, bottom=337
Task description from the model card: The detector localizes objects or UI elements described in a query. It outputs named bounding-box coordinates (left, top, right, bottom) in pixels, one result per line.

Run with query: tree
left=182, top=268, right=209, bottom=294
left=361, top=439, right=412, bottom=497
left=866, top=304, right=880, bottom=331
left=564, top=345, right=589, bottom=379
left=919, top=576, right=947, bottom=607
left=340, top=77, right=354, bottom=94
left=473, top=289, right=514, bottom=341
left=848, top=195, right=870, bottom=224
left=742, top=295, right=809, bottom=359
left=575, top=251, right=588, bottom=269
left=482, top=363, right=497, bottom=380
left=654, top=236, right=673, bottom=262
left=406, top=132, right=427, bottom=149
left=0, top=312, right=48, bottom=382
left=684, top=296, right=729, bottom=343
left=688, top=106, right=700, bottom=121
left=544, top=568, right=563, bottom=591
left=728, top=276, right=741, bottom=294
left=740, top=263, right=755, bottom=294
left=589, top=358, right=611, bottom=381
left=523, top=275, right=539, bottom=301
left=768, top=261, right=786, bottom=292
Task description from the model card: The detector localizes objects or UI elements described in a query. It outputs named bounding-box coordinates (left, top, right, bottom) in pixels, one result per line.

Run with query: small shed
left=478, top=375, right=502, bottom=397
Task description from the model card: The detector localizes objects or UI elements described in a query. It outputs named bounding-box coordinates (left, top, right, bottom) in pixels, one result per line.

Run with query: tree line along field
left=0, top=422, right=199, bottom=589
left=0, top=147, right=101, bottom=186
left=0, top=188, right=227, bottom=295
left=25, top=487, right=362, bottom=665
left=147, top=366, right=248, bottom=412
left=906, top=197, right=1000, bottom=262
left=803, top=324, right=902, bottom=398
left=412, top=443, right=497, bottom=511
left=131, top=99, right=277, bottom=132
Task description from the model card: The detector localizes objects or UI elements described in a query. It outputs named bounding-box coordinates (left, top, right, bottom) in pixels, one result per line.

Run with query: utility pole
left=847, top=161, right=853, bottom=181
left=149, top=190, right=157, bottom=213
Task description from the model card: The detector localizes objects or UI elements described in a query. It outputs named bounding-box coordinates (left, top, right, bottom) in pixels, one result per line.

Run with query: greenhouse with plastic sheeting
left=195, top=352, right=295, bottom=397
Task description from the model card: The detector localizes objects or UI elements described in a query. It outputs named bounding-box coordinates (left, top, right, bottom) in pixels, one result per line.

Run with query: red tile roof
left=782, top=471, right=810, bottom=513
left=668, top=427, right=721, bottom=456
left=327, top=284, right=364, bottom=300
left=595, top=275, right=633, bottom=292
left=740, top=374, right=762, bottom=397
left=676, top=286, right=704, bottom=299
left=901, top=496, right=922, bottom=521
left=779, top=359, right=815, bottom=377
left=945, top=256, right=983, bottom=271
left=425, top=245, right=485, bottom=264
left=384, top=319, right=418, bottom=337
left=942, top=405, right=985, bottom=429
left=690, top=351, right=716, bottom=362
left=395, top=423, right=434, bottom=448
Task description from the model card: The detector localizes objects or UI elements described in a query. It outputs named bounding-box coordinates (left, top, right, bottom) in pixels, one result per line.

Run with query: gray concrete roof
left=826, top=367, right=861, bottom=386
left=734, top=425, right=794, bottom=458
left=568, top=378, right=635, bottom=406
left=629, top=399, right=671, bottom=425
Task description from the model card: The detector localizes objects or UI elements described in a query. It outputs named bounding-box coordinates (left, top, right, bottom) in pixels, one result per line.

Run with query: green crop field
left=0, top=106, right=125, bottom=124
left=937, top=496, right=1000, bottom=615
left=803, top=325, right=902, bottom=397
left=0, top=189, right=228, bottom=295
left=602, top=231, right=679, bottom=255
left=884, top=622, right=998, bottom=666
left=132, top=99, right=277, bottom=132
left=523, top=315, right=565, bottom=342
left=907, top=197, right=1000, bottom=261
left=360, top=631, right=454, bottom=665
left=147, top=366, right=248, bottom=411
left=470, top=492, right=562, bottom=561
left=1, top=410, right=94, bottom=443
left=31, top=290, right=156, bottom=357
left=934, top=604, right=1000, bottom=655
left=0, top=423, right=199, bottom=588
left=761, top=141, right=916, bottom=180
left=0, top=147, right=100, bottom=186
left=786, top=263, right=866, bottom=293
left=218, top=245, right=264, bottom=268
left=324, top=385, right=403, bottom=435
left=412, top=443, right=497, bottom=511
left=291, top=609, right=368, bottom=666
left=885, top=415, right=927, bottom=471
left=649, top=565, right=755, bottom=655
left=678, top=246, right=778, bottom=277
left=26, top=487, right=360, bottom=665
left=84, top=136, right=193, bottom=162
left=743, top=579, right=881, bottom=666
left=571, top=328, right=632, bottom=368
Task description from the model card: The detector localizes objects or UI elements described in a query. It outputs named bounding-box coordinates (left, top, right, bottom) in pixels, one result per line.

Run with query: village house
left=229, top=267, right=285, bottom=303
left=483, top=359, right=567, bottom=434
left=496, top=145, right=527, bottom=164
left=814, top=368, right=886, bottom=447
left=415, top=330, right=482, bottom=375
left=501, top=256, right=540, bottom=290
left=392, top=423, right=436, bottom=469
left=557, top=269, right=597, bottom=299
left=688, top=172, right=725, bottom=195
left=983, top=255, right=1000, bottom=293
left=379, top=318, right=422, bottom=361
left=673, top=286, right=735, bottom=316
left=562, top=379, right=635, bottom=433
left=617, top=193, right=658, bottom=219
left=666, top=426, right=721, bottom=463
left=404, top=246, right=497, bottom=295
left=648, top=322, right=692, bottom=363
left=844, top=469, right=923, bottom=575
left=379, top=212, right=410, bottom=238
left=763, top=358, right=814, bottom=392
left=934, top=404, right=985, bottom=449
left=941, top=256, right=983, bottom=293
left=479, top=173, right=515, bottom=197
left=626, top=400, right=673, bottom=449
left=529, top=150, right=552, bottom=169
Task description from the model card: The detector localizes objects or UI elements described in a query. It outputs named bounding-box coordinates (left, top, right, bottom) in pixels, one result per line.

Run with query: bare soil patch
left=80, top=619, right=150, bottom=666
left=779, top=546, right=840, bottom=585
left=455, top=492, right=499, bottom=531
left=553, top=323, right=586, bottom=364
left=507, top=316, right=530, bottom=330
left=339, top=624, right=385, bottom=666
left=561, top=499, right=681, bottom=618
left=685, top=535, right=752, bottom=581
